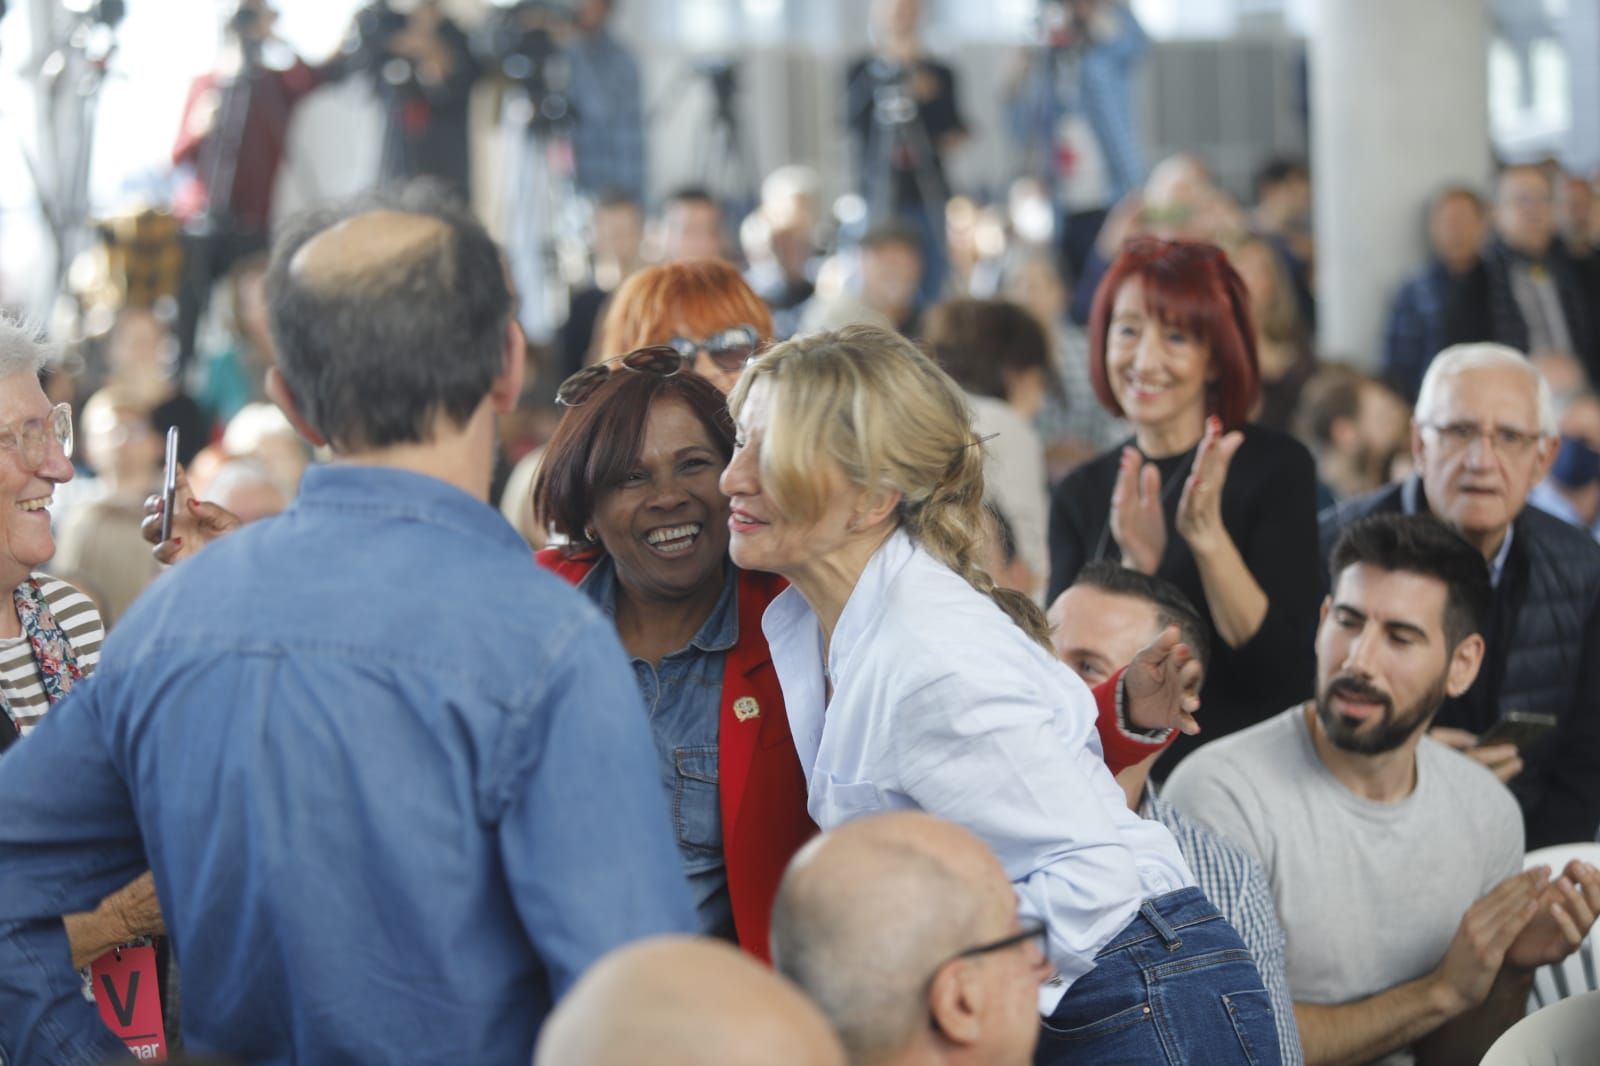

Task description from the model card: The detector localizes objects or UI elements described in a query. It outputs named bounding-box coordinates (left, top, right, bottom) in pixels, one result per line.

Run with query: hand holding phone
left=1478, top=710, right=1558, bottom=751
left=159, top=428, right=179, bottom=544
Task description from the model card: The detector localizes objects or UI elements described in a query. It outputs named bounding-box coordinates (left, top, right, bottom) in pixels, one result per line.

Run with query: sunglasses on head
left=667, top=324, right=761, bottom=373
left=555, top=346, right=688, bottom=408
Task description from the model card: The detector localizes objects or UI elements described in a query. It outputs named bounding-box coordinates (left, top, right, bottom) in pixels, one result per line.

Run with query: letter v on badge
left=91, top=944, right=168, bottom=1062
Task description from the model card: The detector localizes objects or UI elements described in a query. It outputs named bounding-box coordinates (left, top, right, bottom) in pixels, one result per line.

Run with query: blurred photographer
left=562, top=0, right=646, bottom=203
left=1004, top=0, right=1149, bottom=280
left=171, top=0, right=346, bottom=370
left=349, top=0, right=479, bottom=200
left=845, top=0, right=967, bottom=304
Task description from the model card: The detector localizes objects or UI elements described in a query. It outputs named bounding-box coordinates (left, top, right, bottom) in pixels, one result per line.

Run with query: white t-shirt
left=1165, top=706, right=1525, bottom=1066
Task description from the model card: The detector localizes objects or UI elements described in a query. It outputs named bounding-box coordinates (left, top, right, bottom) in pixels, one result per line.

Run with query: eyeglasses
left=0, top=403, right=73, bottom=466
left=555, top=346, right=690, bottom=408
left=932, top=918, right=1049, bottom=977
left=667, top=324, right=761, bottom=373
left=1420, top=420, right=1544, bottom=459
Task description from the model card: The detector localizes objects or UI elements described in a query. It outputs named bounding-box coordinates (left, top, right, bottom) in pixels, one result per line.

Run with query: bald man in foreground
left=537, top=937, right=846, bottom=1066
left=771, top=812, right=1051, bottom=1066
left=0, top=189, right=694, bottom=1064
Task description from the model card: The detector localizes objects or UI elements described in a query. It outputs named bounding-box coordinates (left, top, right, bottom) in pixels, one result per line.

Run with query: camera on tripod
left=475, top=0, right=579, bottom=129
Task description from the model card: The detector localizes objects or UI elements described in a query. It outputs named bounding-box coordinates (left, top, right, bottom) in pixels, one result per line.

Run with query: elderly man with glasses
left=1319, top=342, right=1600, bottom=848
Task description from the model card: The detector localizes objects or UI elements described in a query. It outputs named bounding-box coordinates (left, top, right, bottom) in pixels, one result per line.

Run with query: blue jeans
left=1034, top=887, right=1283, bottom=1065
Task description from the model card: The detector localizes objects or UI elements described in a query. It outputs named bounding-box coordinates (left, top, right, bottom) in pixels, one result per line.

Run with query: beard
left=1315, top=671, right=1447, bottom=755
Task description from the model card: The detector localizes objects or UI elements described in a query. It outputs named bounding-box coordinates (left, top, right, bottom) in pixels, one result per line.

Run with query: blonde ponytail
left=901, top=438, right=1053, bottom=649
left=729, top=324, right=1053, bottom=648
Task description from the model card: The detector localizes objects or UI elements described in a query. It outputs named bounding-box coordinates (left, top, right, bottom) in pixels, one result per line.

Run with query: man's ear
left=489, top=319, right=528, bottom=415
left=265, top=367, right=327, bottom=448
left=927, top=960, right=983, bottom=1047
left=1445, top=632, right=1486, bottom=699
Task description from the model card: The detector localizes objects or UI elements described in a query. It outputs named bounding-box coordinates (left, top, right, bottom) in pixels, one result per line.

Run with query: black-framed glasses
left=935, top=918, right=1049, bottom=973
left=667, top=324, right=761, bottom=373
left=555, top=346, right=689, bottom=408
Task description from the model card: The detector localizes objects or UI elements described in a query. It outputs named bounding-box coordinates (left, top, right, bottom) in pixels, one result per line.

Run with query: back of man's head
left=1329, top=513, right=1490, bottom=650
left=534, top=936, right=845, bottom=1066
left=772, top=812, right=1043, bottom=1066
left=265, top=184, right=513, bottom=453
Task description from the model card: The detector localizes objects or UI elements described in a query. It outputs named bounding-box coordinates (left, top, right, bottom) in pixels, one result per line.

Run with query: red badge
left=90, top=944, right=167, bottom=1062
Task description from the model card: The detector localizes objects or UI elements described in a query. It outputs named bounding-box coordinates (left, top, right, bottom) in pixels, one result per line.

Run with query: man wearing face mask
left=1528, top=392, right=1600, bottom=541
left=1319, top=343, right=1600, bottom=848
left=1168, top=514, right=1600, bottom=1066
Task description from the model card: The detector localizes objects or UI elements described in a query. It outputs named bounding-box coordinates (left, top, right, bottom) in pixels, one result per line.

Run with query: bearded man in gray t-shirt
left=1167, top=514, right=1600, bottom=1066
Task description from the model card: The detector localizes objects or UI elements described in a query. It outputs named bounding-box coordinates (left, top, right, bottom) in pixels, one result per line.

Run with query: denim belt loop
left=1139, top=897, right=1183, bottom=952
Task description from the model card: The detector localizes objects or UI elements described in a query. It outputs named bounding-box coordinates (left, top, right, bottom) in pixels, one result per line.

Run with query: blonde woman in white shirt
left=719, top=325, right=1283, bottom=1065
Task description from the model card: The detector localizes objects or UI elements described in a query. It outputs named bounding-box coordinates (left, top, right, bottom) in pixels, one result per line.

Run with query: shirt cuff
left=1116, top=672, right=1174, bottom=743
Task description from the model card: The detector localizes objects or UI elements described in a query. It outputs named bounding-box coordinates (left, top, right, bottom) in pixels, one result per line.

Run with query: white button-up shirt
left=764, top=530, right=1193, bottom=1009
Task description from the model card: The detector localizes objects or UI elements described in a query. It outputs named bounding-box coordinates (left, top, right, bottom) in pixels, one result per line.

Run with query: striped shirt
left=1143, top=785, right=1305, bottom=1066
left=1, top=574, right=104, bottom=737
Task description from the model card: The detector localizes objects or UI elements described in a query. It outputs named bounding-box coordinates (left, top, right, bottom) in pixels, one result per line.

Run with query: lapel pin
left=733, top=696, right=761, bottom=722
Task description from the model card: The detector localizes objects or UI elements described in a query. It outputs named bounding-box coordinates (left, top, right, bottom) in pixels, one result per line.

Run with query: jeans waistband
left=1099, top=886, right=1222, bottom=956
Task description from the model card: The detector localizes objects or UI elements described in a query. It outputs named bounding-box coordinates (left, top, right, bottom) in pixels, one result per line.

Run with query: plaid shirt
left=564, top=30, right=646, bottom=202
left=1143, top=786, right=1305, bottom=1066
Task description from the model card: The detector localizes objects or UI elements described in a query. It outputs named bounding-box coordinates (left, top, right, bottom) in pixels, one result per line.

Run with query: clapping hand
left=1506, top=860, right=1600, bottom=971
left=1109, top=446, right=1166, bottom=574
left=1174, top=416, right=1244, bottom=556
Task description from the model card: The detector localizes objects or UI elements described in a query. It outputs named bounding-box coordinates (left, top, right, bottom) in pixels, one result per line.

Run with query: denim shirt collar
left=292, top=464, right=528, bottom=555
left=578, top=556, right=739, bottom=657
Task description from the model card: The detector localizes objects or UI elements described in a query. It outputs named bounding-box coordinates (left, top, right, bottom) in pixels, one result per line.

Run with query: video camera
left=474, top=1, right=579, bottom=129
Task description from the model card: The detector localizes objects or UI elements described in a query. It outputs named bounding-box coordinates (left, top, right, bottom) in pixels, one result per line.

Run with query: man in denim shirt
left=0, top=189, right=695, bottom=1064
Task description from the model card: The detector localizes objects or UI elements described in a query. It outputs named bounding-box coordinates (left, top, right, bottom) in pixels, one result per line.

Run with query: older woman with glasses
left=0, top=317, right=169, bottom=1014
left=1047, top=238, right=1323, bottom=762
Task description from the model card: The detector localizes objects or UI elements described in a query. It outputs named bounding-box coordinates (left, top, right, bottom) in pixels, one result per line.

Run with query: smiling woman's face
left=590, top=396, right=731, bottom=604
left=1104, top=276, right=1213, bottom=437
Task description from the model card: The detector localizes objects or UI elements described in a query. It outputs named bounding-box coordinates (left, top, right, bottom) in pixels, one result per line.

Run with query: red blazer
left=536, top=548, right=813, bottom=962
left=534, top=549, right=1172, bottom=957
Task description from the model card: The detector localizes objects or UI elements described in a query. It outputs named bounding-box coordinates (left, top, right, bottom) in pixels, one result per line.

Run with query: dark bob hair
left=1087, top=238, right=1261, bottom=431
left=533, top=368, right=735, bottom=551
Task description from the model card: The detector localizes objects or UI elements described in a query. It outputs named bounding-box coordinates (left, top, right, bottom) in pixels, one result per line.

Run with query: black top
left=1048, top=423, right=1322, bottom=767
left=846, top=55, right=965, bottom=210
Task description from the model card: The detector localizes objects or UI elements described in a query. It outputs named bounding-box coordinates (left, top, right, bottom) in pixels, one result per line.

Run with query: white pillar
left=1566, top=0, right=1600, bottom=173
left=1311, top=0, right=1491, bottom=368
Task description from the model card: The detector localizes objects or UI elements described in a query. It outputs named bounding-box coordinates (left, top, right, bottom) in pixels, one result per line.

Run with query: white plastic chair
left=1522, top=843, right=1600, bottom=1010
left=1480, top=989, right=1600, bottom=1065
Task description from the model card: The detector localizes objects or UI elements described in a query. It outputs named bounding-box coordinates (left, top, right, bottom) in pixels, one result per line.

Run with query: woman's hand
left=1109, top=446, right=1166, bottom=574
left=141, top=465, right=243, bottom=565
left=1175, top=416, right=1245, bottom=557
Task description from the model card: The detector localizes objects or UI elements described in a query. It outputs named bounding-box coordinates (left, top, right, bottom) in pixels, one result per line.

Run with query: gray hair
left=0, top=314, right=54, bottom=381
left=1414, top=343, right=1557, bottom=438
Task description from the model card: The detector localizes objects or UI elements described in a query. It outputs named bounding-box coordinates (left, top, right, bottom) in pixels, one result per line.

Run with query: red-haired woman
left=1047, top=238, right=1321, bottom=758
left=595, top=259, right=775, bottom=394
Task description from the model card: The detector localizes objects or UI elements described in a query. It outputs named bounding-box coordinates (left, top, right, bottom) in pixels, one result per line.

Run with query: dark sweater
left=1048, top=424, right=1322, bottom=767
left=1319, top=479, right=1600, bottom=847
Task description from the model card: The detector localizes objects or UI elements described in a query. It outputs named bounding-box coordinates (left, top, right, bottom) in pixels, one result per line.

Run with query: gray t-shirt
left=1164, top=706, right=1524, bottom=1066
